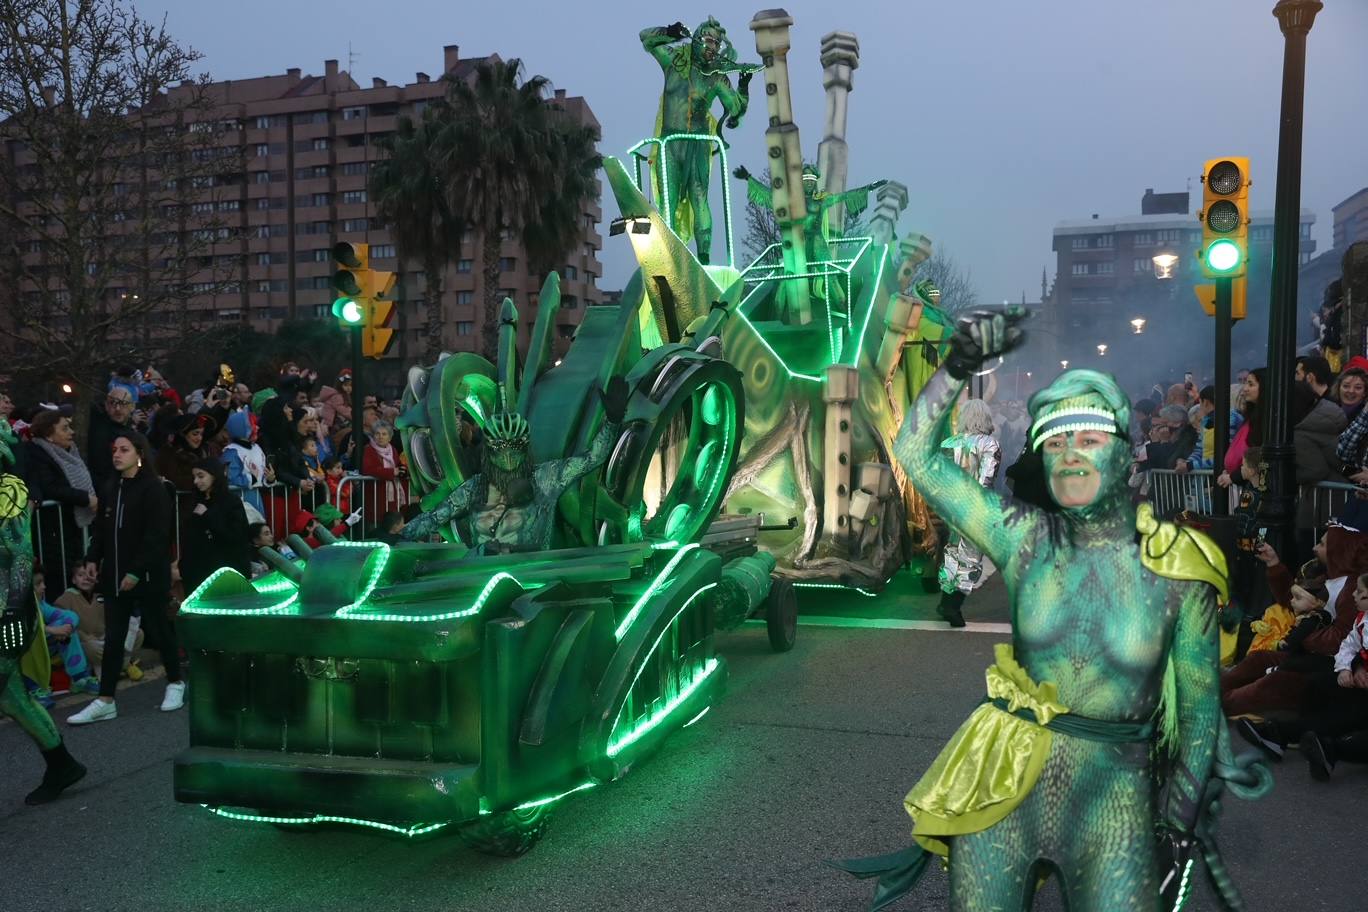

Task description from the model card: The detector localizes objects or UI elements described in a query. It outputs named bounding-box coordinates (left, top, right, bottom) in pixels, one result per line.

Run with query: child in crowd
left=301, top=437, right=325, bottom=485
left=34, top=569, right=99, bottom=696
left=221, top=410, right=267, bottom=514
left=53, top=562, right=142, bottom=682
left=247, top=522, right=292, bottom=578
left=322, top=456, right=351, bottom=515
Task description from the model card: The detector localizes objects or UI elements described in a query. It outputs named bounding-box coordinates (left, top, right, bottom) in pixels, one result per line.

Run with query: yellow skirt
left=905, top=644, right=1069, bottom=857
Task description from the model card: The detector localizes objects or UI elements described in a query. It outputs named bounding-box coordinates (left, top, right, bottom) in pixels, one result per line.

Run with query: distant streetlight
left=1131, top=318, right=1146, bottom=334
left=1152, top=253, right=1179, bottom=280
left=1060, top=359, right=1069, bottom=370
left=1097, top=343, right=1108, bottom=356
left=61, top=383, right=73, bottom=394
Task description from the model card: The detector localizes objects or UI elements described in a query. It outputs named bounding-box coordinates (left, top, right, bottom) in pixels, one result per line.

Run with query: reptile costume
left=0, top=420, right=86, bottom=805
left=402, top=379, right=627, bottom=552
left=835, top=310, right=1270, bottom=911
left=640, top=18, right=756, bottom=263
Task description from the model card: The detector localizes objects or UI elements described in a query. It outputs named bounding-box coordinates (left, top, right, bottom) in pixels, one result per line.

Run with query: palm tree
left=437, top=59, right=601, bottom=361
left=371, top=110, right=462, bottom=364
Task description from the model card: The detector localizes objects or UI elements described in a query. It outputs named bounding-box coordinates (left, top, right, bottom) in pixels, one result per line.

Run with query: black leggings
left=99, top=583, right=180, bottom=698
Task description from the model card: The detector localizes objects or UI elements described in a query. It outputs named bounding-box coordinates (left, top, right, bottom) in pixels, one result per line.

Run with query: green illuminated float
left=173, top=268, right=796, bottom=854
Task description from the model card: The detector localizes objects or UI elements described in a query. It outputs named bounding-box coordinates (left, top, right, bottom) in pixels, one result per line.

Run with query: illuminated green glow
left=614, top=542, right=700, bottom=640
left=664, top=503, right=693, bottom=540
left=649, top=539, right=680, bottom=550
left=700, top=385, right=722, bottom=426
left=849, top=243, right=890, bottom=368
left=181, top=566, right=300, bottom=616
left=627, top=134, right=735, bottom=267
left=1205, top=239, right=1242, bottom=273
left=608, top=655, right=720, bottom=758
left=333, top=297, right=363, bottom=324
left=462, top=393, right=488, bottom=427
left=327, top=541, right=392, bottom=614
left=513, top=780, right=597, bottom=811
left=793, top=581, right=878, bottom=598
left=733, top=283, right=822, bottom=383
left=687, top=384, right=736, bottom=537
left=338, top=569, right=538, bottom=623
left=682, top=705, right=711, bottom=728
left=203, top=805, right=447, bottom=837
left=693, top=440, right=717, bottom=487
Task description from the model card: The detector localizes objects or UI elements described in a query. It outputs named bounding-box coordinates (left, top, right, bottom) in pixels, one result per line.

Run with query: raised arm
left=640, top=24, right=687, bottom=69
left=543, top=421, right=619, bottom=494
left=892, top=310, right=1039, bottom=572
left=1163, top=581, right=1221, bottom=835
left=733, top=166, right=771, bottom=208
left=401, top=477, right=476, bottom=543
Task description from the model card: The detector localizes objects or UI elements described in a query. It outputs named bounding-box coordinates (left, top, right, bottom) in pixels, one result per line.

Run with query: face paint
left=1042, top=430, right=1131, bottom=516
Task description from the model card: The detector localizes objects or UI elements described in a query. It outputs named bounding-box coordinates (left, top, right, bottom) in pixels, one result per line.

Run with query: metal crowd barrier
left=1146, top=470, right=1363, bottom=534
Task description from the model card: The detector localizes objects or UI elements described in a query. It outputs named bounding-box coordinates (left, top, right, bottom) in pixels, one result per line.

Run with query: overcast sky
left=152, top=0, right=1368, bottom=303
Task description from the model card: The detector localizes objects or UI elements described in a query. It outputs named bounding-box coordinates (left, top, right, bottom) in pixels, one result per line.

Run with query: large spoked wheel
left=457, top=805, right=553, bottom=857
left=764, top=579, right=797, bottom=652
left=601, top=351, right=745, bottom=546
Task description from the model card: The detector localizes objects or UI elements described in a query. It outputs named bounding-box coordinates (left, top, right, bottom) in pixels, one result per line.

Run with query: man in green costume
left=733, top=162, right=886, bottom=267
left=640, top=18, right=756, bottom=264
left=836, top=309, right=1269, bottom=910
left=0, top=419, right=87, bottom=806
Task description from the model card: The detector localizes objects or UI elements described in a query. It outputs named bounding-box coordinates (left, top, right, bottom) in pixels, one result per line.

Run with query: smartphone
left=1184, top=372, right=1194, bottom=384
left=1257, top=527, right=1268, bottom=544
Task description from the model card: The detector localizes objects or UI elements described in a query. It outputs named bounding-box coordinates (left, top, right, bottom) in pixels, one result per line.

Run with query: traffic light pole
left=1213, top=276, right=1232, bottom=517
left=351, top=325, right=364, bottom=459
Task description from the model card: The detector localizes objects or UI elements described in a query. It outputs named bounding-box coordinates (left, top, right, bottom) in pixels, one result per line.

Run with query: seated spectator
left=33, top=569, right=99, bottom=695
left=54, top=561, right=142, bottom=682
left=1248, top=581, right=1328, bottom=654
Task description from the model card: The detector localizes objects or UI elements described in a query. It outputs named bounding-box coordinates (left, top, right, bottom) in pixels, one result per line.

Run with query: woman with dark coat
left=22, top=409, right=98, bottom=572
left=67, top=430, right=183, bottom=725
left=155, top=413, right=216, bottom=493
left=179, top=458, right=250, bottom=596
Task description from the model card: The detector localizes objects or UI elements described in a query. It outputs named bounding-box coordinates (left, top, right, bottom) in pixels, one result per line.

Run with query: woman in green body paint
left=837, top=309, right=1268, bottom=911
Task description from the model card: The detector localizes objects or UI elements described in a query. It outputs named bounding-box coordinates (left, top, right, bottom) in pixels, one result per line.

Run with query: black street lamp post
left=1262, top=0, right=1322, bottom=557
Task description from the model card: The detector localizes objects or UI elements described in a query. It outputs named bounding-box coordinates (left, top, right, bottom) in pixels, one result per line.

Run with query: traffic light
left=332, top=241, right=370, bottom=326
left=1194, top=279, right=1247, bottom=321
left=1198, top=157, right=1250, bottom=279
left=363, top=271, right=397, bottom=359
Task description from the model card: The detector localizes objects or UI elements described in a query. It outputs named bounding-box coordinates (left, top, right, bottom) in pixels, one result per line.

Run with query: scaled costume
left=835, top=311, right=1270, bottom=911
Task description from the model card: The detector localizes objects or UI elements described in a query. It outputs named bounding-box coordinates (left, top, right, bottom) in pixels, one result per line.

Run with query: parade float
left=172, top=6, right=949, bottom=854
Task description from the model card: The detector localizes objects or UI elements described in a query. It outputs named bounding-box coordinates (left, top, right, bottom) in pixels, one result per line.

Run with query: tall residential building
left=1042, top=189, right=1315, bottom=390
left=7, top=45, right=603, bottom=396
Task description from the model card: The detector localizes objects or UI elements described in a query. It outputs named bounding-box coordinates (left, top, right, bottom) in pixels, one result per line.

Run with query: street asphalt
left=2, top=579, right=1364, bottom=912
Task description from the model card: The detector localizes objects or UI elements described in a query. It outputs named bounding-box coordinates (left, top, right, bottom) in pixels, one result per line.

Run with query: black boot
left=1303, top=731, right=1336, bottom=783
left=938, top=591, right=967, bottom=629
left=1333, top=730, right=1368, bottom=764
left=24, top=741, right=87, bottom=806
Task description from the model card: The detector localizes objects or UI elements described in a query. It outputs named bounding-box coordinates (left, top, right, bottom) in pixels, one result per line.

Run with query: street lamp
left=1060, top=360, right=1069, bottom=370
left=1151, top=253, right=1179, bottom=280
left=1131, top=318, right=1146, bottom=334
left=1097, top=344, right=1108, bottom=356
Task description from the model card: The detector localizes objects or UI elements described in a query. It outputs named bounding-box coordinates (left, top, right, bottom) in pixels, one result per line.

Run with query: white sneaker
left=160, top=681, right=186, bottom=712
left=68, top=699, right=118, bottom=725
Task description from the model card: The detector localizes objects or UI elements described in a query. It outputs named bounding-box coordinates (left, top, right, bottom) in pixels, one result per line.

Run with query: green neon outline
left=793, top=581, right=879, bottom=598
left=337, top=570, right=539, bottom=623
left=733, top=283, right=822, bottom=383
left=180, top=566, right=300, bottom=616
left=202, top=805, right=447, bottom=837
left=849, top=243, right=890, bottom=367
left=608, top=655, right=720, bottom=758
left=682, top=705, right=711, bottom=728
left=513, top=780, right=597, bottom=812
left=324, top=541, right=392, bottom=614
left=626, top=133, right=735, bottom=267
left=614, top=542, right=701, bottom=640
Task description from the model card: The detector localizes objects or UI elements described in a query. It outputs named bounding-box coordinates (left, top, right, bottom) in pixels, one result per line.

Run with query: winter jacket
left=1224, top=421, right=1252, bottom=476
left=318, top=385, right=351, bottom=432
left=85, top=406, right=131, bottom=492
left=1294, top=397, right=1347, bottom=485
left=180, top=490, right=251, bottom=594
left=155, top=444, right=204, bottom=494
left=85, top=470, right=172, bottom=597
left=1185, top=410, right=1243, bottom=470
left=1301, top=525, right=1368, bottom=656
left=20, top=439, right=93, bottom=507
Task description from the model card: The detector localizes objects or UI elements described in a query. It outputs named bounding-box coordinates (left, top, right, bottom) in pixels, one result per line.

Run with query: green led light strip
left=682, top=705, right=711, bottom=728
left=849, top=243, right=889, bottom=368
left=513, top=780, right=597, bottom=812
left=181, top=566, right=300, bottom=616
left=338, top=569, right=538, bottom=623
left=614, top=543, right=701, bottom=640
left=626, top=134, right=735, bottom=267
left=733, top=285, right=822, bottom=383
left=793, top=581, right=879, bottom=598
left=608, top=655, right=720, bottom=758
left=202, top=805, right=447, bottom=837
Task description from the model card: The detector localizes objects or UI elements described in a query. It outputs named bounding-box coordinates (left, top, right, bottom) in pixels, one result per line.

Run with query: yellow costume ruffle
left=1249, top=604, right=1296, bottom=653
left=904, top=643, right=1068, bottom=857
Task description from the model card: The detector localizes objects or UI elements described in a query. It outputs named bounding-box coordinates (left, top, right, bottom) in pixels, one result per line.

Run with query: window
left=563, top=295, right=579, bottom=309
left=1071, top=237, right=1089, bottom=250
left=341, top=190, right=367, bottom=204
left=456, top=258, right=473, bottom=273
left=255, top=279, right=287, bottom=293
left=296, top=248, right=331, bottom=263
left=255, top=171, right=271, bottom=184
left=565, top=265, right=578, bottom=280
left=191, top=201, right=214, bottom=214
left=341, top=161, right=370, bottom=176
left=1156, top=229, right=1182, bottom=243
left=1251, top=226, right=1273, bottom=242
left=584, top=244, right=596, bottom=259
left=342, top=106, right=366, bottom=121
left=583, top=214, right=594, bottom=229
left=1132, top=232, right=1153, bottom=246
left=1133, top=258, right=1151, bottom=274
left=498, top=257, right=516, bottom=272
left=296, top=276, right=332, bottom=290
left=294, top=111, right=329, bottom=125
left=456, top=291, right=474, bottom=305
left=1095, top=261, right=1114, bottom=275
left=370, top=244, right=395, bottom=258
left=295, top=165, right=329, bottom=180
left=456, top=321, right=473, bottom=335
left=340, top=218, right=368, bottom=232
left=218, top=200, right=240, bottom=212
left=313, top=138, right=329, bottom=152
left=254, top=115, right=284, bottom=129
left=1071, top=263, right=1090, bottom=276
left=1094, top=235, right=1114, bottom=249
left=1300, top=222, right=1312, bottom=239
left=296, top=193, right=330, bottom=208
left=558, top=323, right=576, bottom=339
left=255, top=144, right=270, bottom=157
left=296, top=220, right=331, bottom=235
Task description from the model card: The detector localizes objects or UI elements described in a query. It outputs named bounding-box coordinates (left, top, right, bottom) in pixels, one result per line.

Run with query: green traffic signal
left=1206, top=239, right=1242, bottom=274
left=332, top=296, right=364, bottom=324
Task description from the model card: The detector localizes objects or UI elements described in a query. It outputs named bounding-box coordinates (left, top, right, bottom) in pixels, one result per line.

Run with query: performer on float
left=836, top=308, right=1269, bottom=911
left=640, top=17, right=757, bottom=264
left=935, top=397, right=1000, bottom=628
left=0, top=420, right=86, bottom=806
left=402, top=378, right=628, bottom=553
